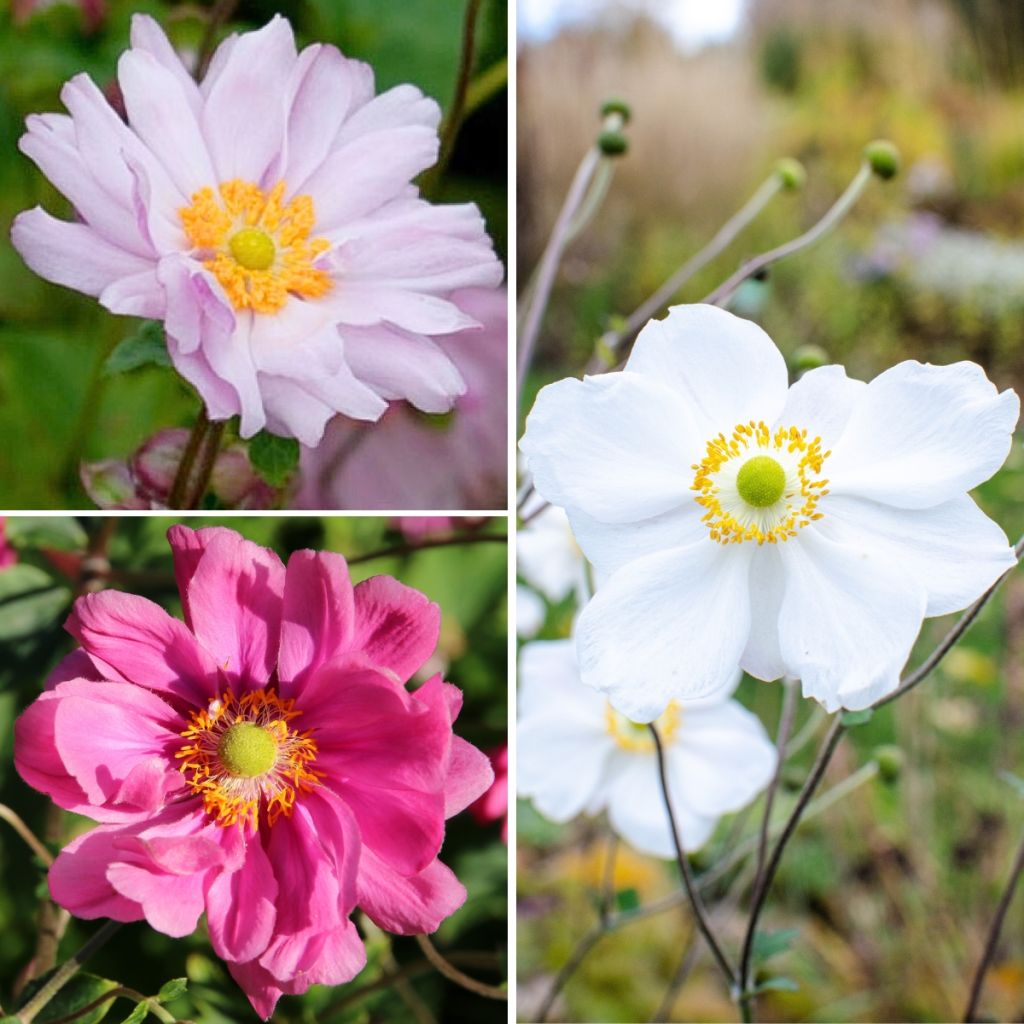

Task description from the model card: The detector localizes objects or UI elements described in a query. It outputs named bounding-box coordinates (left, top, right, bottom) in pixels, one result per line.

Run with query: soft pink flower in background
left=0, top=518, right=18, bottom=569
left=393, top=516, right=489, bottom=542
left=471, top=745, right=508, bottom=843
left=12, top=0, right=105, bottom=32
left=11, top=15, right=501, bottom=446
left=297, top=287, right=507, bottom=508
left=14, top=526, right=492, bottom=1018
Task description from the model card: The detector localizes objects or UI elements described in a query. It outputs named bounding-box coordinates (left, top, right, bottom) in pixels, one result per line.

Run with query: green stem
left=413, top=934, right=507, bottom=1001
left=195, top=0, right=239, bottom=80
left=346, top=531, right=506, bottom=565
left=702, top=163, right=873, bottom=307
left=0, top=804, right=53, bottom=866
left=167, top=408, right=225, bottom=509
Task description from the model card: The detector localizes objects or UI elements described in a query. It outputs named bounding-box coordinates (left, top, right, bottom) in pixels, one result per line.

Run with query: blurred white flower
left=520, top=304, right=1019, bottom=718
left=516, top=583, right=547, bottom=638
left=517, top=638, right=775, bottom=857
left=517, top=497, right=588, bottom=604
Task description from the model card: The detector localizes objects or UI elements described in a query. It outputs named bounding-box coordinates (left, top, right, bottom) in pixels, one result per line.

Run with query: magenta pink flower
left=298, top=286, right=507, bottom=507
left=471, top=745, right=508, bottom=844
left=14, top=526, right=493, bottom=1018
left=0, top=518, right=17, bottom=569
left=11, top=15, right=502, bottom=446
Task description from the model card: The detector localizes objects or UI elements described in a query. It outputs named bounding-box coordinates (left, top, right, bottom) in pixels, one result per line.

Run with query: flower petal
left=777, top=364, right=866, bottom=446
left=742, top=543, right=787, bottom=681
left=48, top=827, right=145, bottom=923
left=357, top=847, right=466, bottom=934
left=205, top=835, right=278, bottom=963
left=826, top=361, right=1019, bottom=509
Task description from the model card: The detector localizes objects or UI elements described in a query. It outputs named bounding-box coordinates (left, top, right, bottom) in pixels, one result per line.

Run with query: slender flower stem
left=0, top=804, right=53, bottom=867
left=598, top=832, right=619, bottom=926
left=752, top=679, right=798, bottom=900
left=167, top=408, right=226, bottom=509
left=535, top=924, right=606, bottom=1022
left=649, top=723, right=738, bottom=990
left=737, top=718, right=846, bottom=1021
left=346, top=531, right=506, bottom=565
left=45, top=987, right=175, bottom=1024
left=420, top=0, right=483, bottom=199
left=15, top=921, right=123, bottom=1024
left=517, top=146, right=603, bottom=389
left=649, top=932, right=699, bottom=1024
left=591, top=174, right=782, bottom=370
left=702, top=163, right=873, bottom=307
left=195, top=0, right=239, bottom=80
left=413, top=934, right=507, bottom=1001
left=962, top=826, right=1024, bottom=1023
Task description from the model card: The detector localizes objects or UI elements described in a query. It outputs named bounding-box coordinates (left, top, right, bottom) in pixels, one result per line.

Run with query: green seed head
left=597, top=129, right=629, bottom=157
left=864, top=139, right=901, bottom=181
left=775, top=157, right=807, bottom=191
left=600, top=98, right=632, bottom=124
left=218, top=722, right=277, bottom=778
left=736, top=455, right=787, bottom=508
left=229, top=227, right=276, bottom=271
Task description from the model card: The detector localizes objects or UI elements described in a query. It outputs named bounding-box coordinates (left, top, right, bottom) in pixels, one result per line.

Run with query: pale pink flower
left=470, top=745, right=508, bottom=843
left=12, top=0, right=105, bottom=32
left=14, top=526, right=492, bottom=1018
left=12, top=15, right=502, bottom=446
left=0, top=518, right=17, bottom=569
left=297, top=287, right=507, bottom=507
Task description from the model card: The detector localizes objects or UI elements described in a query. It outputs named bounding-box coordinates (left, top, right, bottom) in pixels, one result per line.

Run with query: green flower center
left=228, top=227, right=276, bottom=271
left=218, top=722, right=278, bottom=778
left=736, top=455, right=786, bottom=508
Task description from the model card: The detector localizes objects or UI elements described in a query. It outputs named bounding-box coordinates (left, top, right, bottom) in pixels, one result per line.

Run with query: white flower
left=517, top=496, right=588, bottom=604
left=516, top=583, right=546, bottom=638
left=519, top=304, right=1019, bottom=718
left=517, top=638, right=776, bottom=857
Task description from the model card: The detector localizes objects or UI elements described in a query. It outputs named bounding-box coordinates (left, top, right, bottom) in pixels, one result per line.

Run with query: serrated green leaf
left=0, top=564, right=69, bottom=641
left=15, top=971, right=117, bottom=1024
left=103, top=321, right=171, bottom=376
left=248, top=431, right=300, bottom=487
left=754, top=975, right=800, bottom=994
left=840, top=708, right=873, bottom=727
left=118, top=1004, right=149, bottom=1024
left=751, top=927, right=799, bottom=964
left=614, top=887, right=639, bottom=912
left=5, top=517, right=88, bottom=551
left=156, top=978, right=187, bottom=1004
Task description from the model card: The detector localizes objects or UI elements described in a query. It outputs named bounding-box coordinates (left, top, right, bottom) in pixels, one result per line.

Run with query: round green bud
left=218, top=722, right=277, bottom=778
left=736, top=455, right=787, bottom=508
left=600, top=98, right=632, bottom=124
left=775, top=157, right=806, bottom=191
left=791, top=343, right=830, bottom=373
left=864, top=140, right=901, bottom=181
left=597, top=130, right=629, bottom=157
left=874, top=745, right=904, bottom=784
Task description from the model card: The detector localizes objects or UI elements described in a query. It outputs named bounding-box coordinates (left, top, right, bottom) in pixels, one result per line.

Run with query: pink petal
left=277, top=550, right=355, bottom=694
left=99, top=269, right=165, bottom=318
left=444, top=736, right=495, bottom=818
left=48, top=828, right=145, bottom=922
left=357, top=847, right=466, bottom=934
left=128, top=14, right=202, bottom=118
left=67, top=590, right=220, bottom=705
left=205, top=836, right=278, bottom=964
left=351, top=575, right=440, bottom=683
left=333, top=83, right=440, bottom=147
left=45, top=649, right=122, bottom=689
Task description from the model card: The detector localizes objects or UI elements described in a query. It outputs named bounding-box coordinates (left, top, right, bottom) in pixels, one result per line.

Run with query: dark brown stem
left=346, top=531, right=506, bottom=565
left=195, top=0, right=239, bottom=81
left=167, top=408, right=226, bottom=510
left=413, top=934, right=507, bottom=1001
left=648, top=722, right=738, bottom=990
left=962, top=826, right=1024, bottom=1023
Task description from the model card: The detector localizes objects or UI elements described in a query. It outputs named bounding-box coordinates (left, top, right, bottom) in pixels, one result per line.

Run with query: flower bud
left=80, top=459, right=148, bottom=510
left=600, top=98, right=632, bottom=124
left=598, top=129, right=629, bottom=157
left=864, top=140, right=901, bottom=180
left=873, top=745, right=904, bottom=783
left=774, top=157, right=806, bottom=191
left=791, top=343, right=830, bottom=373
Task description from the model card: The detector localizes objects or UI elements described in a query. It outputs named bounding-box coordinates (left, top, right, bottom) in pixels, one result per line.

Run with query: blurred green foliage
left=0, top=0, right=507, bottom=508
left=0, top=516, right=507, bottom=1023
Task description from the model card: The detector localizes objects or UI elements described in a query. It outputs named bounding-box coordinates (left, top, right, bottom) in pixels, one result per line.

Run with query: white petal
left=778, top=529, right=928, bottom=711
left=671, top=702, right=776, bottom=817
left=576, top=541, right=753, bottom=722
left=606, top=752, right=716, bottom=857
left=820, top=494, right=1016, bottom=617
left=515, top=585, right=546, bottom=638
left=519, top=638, right=606, bottom=721
left=826, top=361, right=1019, bottom=509
left=516, top=505, right=586, bottom=603
left=520, top=372, right=701, bottom=523
left=626, top=304, right=789, bottom=436
left=742, top=544, right=787, bottom=681
left=777, top=365, right=867, bottom=447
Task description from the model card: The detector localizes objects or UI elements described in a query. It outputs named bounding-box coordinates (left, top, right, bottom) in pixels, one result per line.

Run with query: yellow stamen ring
left=179, top=179, right=332, bottom=314
left=692, top=420, right=830, bottom=545
left=605, top=702, right=682, bottom=752
left=176, top=688, right=319, bottom=829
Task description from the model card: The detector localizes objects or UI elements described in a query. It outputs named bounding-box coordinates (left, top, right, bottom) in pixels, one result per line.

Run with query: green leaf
left=0, top=564, right=70, bottom=641
left=614, top=887, right=639, bottom=912
left=103, top=321, right=171, bottom=376
left=156, top=978, right=187, bottom=1004
left=118, top=1005, right=149, bottom=1024
left=248, top=431, right=300, bottom=487
left=5, top=516, right=88, bottom=551
left=754, top=975, right=800, bottom=994
left=15, top=971, right=117, bottom=1024
left=840, top=708, right=874, bottom=727
left=751, top=927, right=799, bottom=965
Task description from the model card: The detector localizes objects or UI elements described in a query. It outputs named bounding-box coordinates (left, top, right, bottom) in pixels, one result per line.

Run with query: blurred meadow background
left=517, top=1, right=1024, bottom=1021
left=0, top=515, right=508, bottom=1023
left=0, top=0, right=507, bottom=508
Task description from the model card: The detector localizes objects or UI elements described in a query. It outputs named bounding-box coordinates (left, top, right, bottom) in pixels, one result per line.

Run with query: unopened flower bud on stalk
left=598, top=129, right=629, bottom=157
left=600, top=98, right=632, bottom=124
left=873, top=745, right=905, bottom=783
left=774, top=157, right=807, bottom=191
left=864, top=140, right=901, bottom=180
left=791, top=343, right=830, bottom=373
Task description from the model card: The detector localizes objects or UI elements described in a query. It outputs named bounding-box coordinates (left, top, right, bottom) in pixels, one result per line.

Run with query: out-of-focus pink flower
left=81, top=429, right=274, bottom=510
left=0, top=518, right=18, bottom=570
left=471, top=745, right=508, bottom=843
left=298, top=287, right=507, bottom=508
left=393, top=516, right=489, bottom=542
left=15, top=526, right=492, bottom=1018
left=12, top=0, right=105, bottom=33
left=12, top=15, right=501, bottom=446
